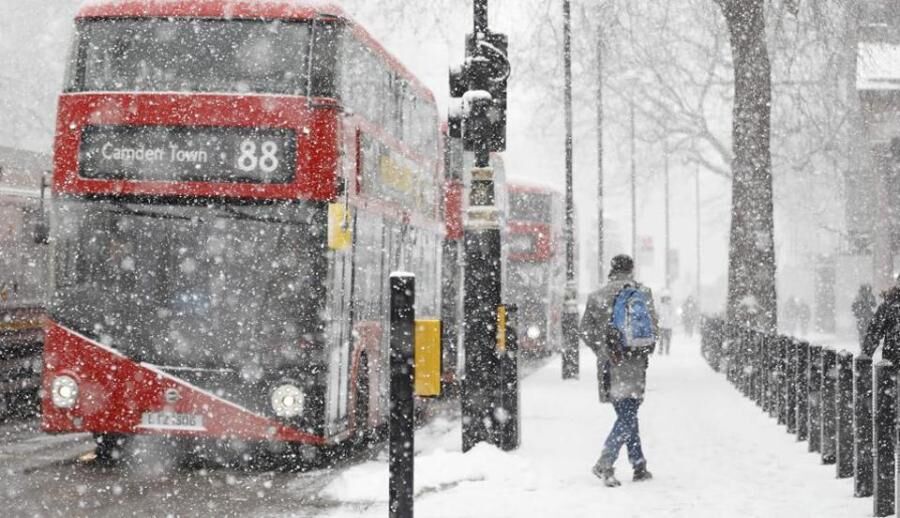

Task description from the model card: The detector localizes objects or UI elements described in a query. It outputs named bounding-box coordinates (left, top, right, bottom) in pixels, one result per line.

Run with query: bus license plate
left=140, top=412, right=204, bottom=430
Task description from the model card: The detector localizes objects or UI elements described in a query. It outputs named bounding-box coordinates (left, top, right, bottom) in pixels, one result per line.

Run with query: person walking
left=580, top=254, right=657, bottom=488
left=681, top=296, right=698, bottom=338
left=782, top=296, right=799, bottom=336
left=657, top=293, right=674, bottom=355
left=853, top=284, right=877, bottom=344
left=797, top=299, right=811, bottom=336
left=862, top=279, right=900, bottom=363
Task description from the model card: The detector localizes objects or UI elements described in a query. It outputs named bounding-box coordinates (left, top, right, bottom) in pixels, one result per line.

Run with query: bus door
left=325, top=130, right=360, bottom=436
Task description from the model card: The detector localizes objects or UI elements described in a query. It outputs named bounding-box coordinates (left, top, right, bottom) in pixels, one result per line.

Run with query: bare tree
left=714, top=0, right=777, bottom=331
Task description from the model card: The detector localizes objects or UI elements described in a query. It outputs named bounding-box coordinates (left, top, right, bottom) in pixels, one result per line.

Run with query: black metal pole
left=596, top=20, right=604, bottom=286
left=777, top=338, right=788, bottom=425
left=796, top=341, right=809, bottom=441
left=630, top=102, right=637, bottom=261
left=726, top=324, right=739, bottom=386
left=474, top=0, right=487, bottom=34
left=744, top=330, right=754, bottom=399
left=389, top=273, right=415, bottom=518
left=730, top=324, right=742, bottom=387
left=855, top=355, right=874, bottom=497
left=873, top=360, right=896, bottom=517
left=695, top=166, right=701, bottom=306
left=786, top=339, right=797, bottom=434
left=821, top=348, right=837, bottom=465
left=736, top=329, right=747, bottom=396
left=765, top=335, right=776, bottom=416
left=741, top=330, right=753, bottom=398
left=461, top=169, right=502, bottom=451
left=561, top=0, right=579, bottom=379
left=754, top=332, right=765, bottom=406
left=836, top=351, right=854, bottom=478
left=808, top=345, right=822, bottom=453
left=461, top=0, right=504, bottom=452
left=664, top=140, right=670, bottom=290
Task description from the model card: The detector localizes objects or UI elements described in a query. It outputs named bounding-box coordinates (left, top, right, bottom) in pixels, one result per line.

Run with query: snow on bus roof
left=79, top=0, right=344, bottom=16
left=506, top=178, right=563, bottom=196
left=858, top=42, right=900, bottom=91
left=77, top=0, right=435, bottom=104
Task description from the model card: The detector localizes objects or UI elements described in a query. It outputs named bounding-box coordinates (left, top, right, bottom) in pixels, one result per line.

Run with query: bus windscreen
left=68, top=18, right=315, bottom=95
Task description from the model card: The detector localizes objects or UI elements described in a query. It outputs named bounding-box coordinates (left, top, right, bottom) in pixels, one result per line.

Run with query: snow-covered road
left=318, top=334, right=871, bottom=518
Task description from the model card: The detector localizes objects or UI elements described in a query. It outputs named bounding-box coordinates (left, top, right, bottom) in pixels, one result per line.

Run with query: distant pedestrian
left=782, top=296, right=799, bottom=336
left=797, top=299, right=811, bottom=336
left=862, top=279, right=900, bottom=363
left=657, top=293, right=674, bottom=355
left=853, top=284, right=877, bottom=344
left=681, top=296, right=698, bottom=337
left=580, top=254, right=657, bottom=488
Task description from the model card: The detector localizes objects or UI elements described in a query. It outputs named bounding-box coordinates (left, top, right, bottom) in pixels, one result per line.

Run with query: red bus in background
left=505, top=182, right=565, bottom=356
left=42, top=0, right=446, bottom=463
left=0, top=147, right=51, bottom=418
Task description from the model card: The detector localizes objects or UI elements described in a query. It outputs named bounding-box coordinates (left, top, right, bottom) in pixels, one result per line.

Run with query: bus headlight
left=271, top=384, right=305, bottom=418
left=51, top=375, right=79, bottom=409
left=527, top=325, right=542, bottom=340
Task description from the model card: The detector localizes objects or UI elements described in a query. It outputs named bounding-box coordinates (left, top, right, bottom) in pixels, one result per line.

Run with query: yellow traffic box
left=328, top=203, right=352, bottom=251
left=497, top=305, right=507, bottom=352
left=415, top=319, right=442, bottom=397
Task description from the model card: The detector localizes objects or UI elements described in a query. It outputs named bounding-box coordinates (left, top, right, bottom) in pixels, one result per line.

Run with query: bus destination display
left=79, top=125, right=297, bottom=184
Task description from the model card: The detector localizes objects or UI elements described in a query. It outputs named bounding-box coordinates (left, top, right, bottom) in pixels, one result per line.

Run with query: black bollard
left=753, top=332, right=764, bottom=406
left=808, top=345, right=823, bottom=453
left=796, top=342, right=809, bottom=442
left=762, top=334, right=773, bottom=414
left=740, top=330, right=751, bottom=398
left=836, top=351, right=854, bottom=478
left=786, top=339, right=798, bottom=434
left=768, top=336, right=780, bottom=418
left=726, top=325, right=737, bottom=386
left=821, top=348, right=837, bottom=464
left=855, top=355, right=874, bottom=497
left=726, top=326, right=739, bottom=386
left=777, top=338, right=788, bottom=426
left=873, top=361, right=896, bottom=517
left=389, top=273, right=415, bottom=518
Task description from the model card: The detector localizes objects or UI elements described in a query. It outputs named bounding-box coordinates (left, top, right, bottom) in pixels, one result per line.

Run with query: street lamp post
left=596, top=19, right=604, bottom=285
left=664, top=139, right=670, bottom=290
left=630, top=101, right=637, bottom=262
left=561, top=0, right=579, bottom=379
left=696, top=165, right=702, bottom=306
left=449, top=0, right=512, bottom=451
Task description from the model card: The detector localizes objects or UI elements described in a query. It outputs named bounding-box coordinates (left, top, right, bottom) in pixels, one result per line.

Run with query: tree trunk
left=716, top=0, right=777, bottom=332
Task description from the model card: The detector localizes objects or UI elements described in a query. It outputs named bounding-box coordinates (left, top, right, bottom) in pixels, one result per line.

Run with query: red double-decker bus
left=42, top=0, right=447, bottom=462
left=505, top=181, right=564, bottom=355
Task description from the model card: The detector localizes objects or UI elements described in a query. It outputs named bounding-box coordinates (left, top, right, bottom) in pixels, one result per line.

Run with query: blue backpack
left=610, top=285, right=656, bottom=354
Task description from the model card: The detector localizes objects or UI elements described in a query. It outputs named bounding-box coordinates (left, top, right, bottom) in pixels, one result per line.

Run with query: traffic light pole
left=561, top=0, right=579, bottom=379
left=457, top=0, right=511, bottom=452
left=461, top=136, right=502, bottom=452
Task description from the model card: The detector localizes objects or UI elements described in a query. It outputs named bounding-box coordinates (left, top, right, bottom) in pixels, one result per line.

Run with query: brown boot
left=592, top=464, right=621, bottom=487
left=633, top=463, right=653, bottom=482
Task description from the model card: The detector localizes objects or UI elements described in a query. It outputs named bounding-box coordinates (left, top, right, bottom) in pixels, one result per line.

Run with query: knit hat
left=610, top=254, right=634, bottom=276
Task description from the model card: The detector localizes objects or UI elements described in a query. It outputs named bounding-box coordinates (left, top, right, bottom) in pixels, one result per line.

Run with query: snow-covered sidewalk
left=314, top=335, right=871, bottom=518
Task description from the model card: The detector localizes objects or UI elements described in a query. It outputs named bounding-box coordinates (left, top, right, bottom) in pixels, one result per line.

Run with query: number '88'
left=237, top=140, right=280, bottom=173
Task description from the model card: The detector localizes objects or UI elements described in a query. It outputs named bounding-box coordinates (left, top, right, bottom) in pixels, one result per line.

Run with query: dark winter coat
left=853, top=289, right=877, bottom=337
left=862, top=287, right=900, bottom=364
left=580, top=272, right=658, bottom=402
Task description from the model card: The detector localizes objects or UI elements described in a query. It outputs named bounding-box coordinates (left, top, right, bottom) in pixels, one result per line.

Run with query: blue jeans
left=597, top=398, right=645, bottom=470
